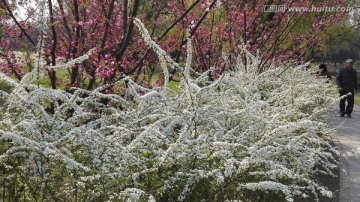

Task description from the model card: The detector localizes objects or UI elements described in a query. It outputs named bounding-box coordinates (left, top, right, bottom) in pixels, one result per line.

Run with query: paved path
left=329, top=105, right=360, bottom=202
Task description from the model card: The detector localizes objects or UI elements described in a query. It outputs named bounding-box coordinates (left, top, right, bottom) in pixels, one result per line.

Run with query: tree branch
left=1, top=0, right=36, bottom=47
left=70, top=0, right=82, bottom=85
left=0, top=52, right=22, bottom=80
left=115, top=0, right=140, bottom=62
left=158, top=0, right=200, bottom=41
left=100, top=0, right=116, bottom=52
left=179, top=0, right=218, bottom=48
left=48, top=0, right=57, bottom=89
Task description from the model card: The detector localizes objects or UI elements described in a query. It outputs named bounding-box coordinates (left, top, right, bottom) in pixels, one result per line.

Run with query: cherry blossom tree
left=0, top=0, right=352, bottom=91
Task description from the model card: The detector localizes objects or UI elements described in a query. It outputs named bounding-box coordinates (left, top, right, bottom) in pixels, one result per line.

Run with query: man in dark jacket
left=336, top=59, right=358, bottom=118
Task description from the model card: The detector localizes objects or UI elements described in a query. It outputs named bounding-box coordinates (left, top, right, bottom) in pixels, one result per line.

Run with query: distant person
left=336, top=59, right=358, bottom=118
left=318, top=63, right=332, bottom=80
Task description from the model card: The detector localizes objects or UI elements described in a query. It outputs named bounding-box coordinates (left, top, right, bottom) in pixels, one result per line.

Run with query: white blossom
left=0, top=18, right=340, bottom=201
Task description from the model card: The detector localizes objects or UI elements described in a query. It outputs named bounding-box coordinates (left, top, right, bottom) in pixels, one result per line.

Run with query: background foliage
left=0, top=0, right=357, bottom=91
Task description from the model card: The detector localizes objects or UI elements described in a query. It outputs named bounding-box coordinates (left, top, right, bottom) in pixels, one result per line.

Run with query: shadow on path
left=328, top=105, right=360, bottom=202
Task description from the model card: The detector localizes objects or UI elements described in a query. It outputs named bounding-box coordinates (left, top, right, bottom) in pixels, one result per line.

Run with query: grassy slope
left=1, top=68, right=181, bottom=94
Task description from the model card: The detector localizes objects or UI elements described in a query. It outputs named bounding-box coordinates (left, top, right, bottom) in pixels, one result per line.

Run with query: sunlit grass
left=1, top=68, right=182, bottom=95
left=355, top=92, right=360, bottom=106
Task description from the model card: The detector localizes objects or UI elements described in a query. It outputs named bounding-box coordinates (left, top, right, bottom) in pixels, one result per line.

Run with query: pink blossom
left=86, top=74, right=93, bottom=79
left=84, top=108, right=93, bottom=113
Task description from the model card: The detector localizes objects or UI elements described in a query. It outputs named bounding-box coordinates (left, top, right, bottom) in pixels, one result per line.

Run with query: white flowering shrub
left=0, top=19, right=339, bottom=202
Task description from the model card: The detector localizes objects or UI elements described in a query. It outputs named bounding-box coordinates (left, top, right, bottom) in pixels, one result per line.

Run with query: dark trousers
left=339, top=91, right=354, bottom=115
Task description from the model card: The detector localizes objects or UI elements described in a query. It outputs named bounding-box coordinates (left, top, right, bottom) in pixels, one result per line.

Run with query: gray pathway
left=329, top=105, right=360, bottom=202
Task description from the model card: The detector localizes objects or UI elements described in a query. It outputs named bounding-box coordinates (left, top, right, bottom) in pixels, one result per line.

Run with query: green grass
left=37, top=69, right=69, bottom=89
left=355, top=92, right=360, bottom=106
left=149, top=71, right=181, bottom=93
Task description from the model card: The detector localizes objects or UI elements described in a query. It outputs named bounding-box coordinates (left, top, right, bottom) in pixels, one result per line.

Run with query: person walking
left=336, top=59, right=358, bottom=118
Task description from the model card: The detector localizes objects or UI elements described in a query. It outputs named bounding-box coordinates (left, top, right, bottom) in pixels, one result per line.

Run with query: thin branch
left=1, top=0, right=36, bottom=47
left=259, top=0, right=316, bottom=72
left=342, top=38, right=360, bottom=49
left=130, top=0, right=202, bottom=79
left=179, top=0, right=218, bottom=48
left=158, top=0, right=200, bottom=41
left=257, top=10, right=291, bottom=50
left=57, top=0, right=73, bottom=44
left=100, top=0, right=116, bottom=52
left=131, top=0, right=217, bottom=83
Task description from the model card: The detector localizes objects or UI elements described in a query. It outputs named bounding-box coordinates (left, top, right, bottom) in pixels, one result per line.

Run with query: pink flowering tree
left=0, top=0, right=352, bottom=91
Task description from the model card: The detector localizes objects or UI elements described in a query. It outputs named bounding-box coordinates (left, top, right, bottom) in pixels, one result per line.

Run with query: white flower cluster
left=0, top=19, right=339, bottom=201
left=47, top=48, right=95, bottom=70
left=238, top=181, right=292, bottom=201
